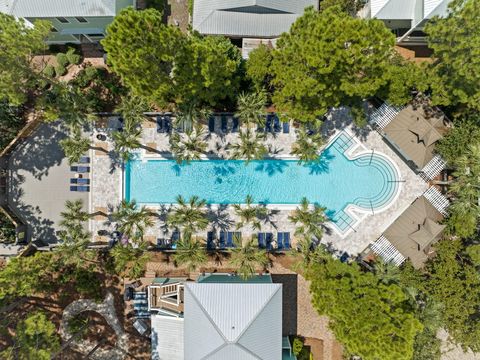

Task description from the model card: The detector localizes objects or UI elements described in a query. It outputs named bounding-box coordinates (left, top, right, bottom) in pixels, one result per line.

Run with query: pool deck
left=89, top=110, right=427, bottom=256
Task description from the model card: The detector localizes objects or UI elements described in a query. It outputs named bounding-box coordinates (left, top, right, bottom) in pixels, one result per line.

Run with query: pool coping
left=120, top=129, right=402, bottom=239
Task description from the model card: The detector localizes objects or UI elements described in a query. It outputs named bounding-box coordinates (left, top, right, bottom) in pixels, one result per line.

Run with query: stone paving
left=89, top=109, right=427, bottom=257
left=59, top=292, right=128, bottom=359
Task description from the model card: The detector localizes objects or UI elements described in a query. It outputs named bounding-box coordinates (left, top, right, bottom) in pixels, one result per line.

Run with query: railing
left=420, top=155, right=447, bottom=181
left=369, top=102, right=404, bottom=129
left=423, top=187, right=449, bottom=216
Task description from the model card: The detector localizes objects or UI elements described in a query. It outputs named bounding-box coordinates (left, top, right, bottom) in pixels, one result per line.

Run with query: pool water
left=125, top=133, right=399, bottom=232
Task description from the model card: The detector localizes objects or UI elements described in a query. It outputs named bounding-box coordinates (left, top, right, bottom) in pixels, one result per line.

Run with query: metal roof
left=184, top=282, right=283, bottom=360
left=0, top=0, right=119, bottom=17
left=193, top=0, right=317, bottom=37
left=370, top=0, right=452, bottom=20
left=151, top=315, right=184, bottom=360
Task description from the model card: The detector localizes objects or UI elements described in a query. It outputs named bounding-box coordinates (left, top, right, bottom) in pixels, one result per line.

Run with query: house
left=148, top=274, right=296, bottom=360
left=192, top=0, right=318, bottom=58
left=0, top=0, right=135, bottom=44
left=360, top=0, right=453, bottom=45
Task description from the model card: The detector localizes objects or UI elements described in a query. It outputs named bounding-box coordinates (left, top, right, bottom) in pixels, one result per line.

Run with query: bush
left=67, top=313, right=88, bottom=337
left=188, top=0, right=194, bottom=16
left=66, top=47, right=81, bottom=65
left=73, top=267, right=102, bottom=300
left=0, top=211, right=16, bottom=244
left=292, top=337, right=303, bottom=356
left=55, top=64, right=67, bottom=77
left=146, top=0, right=165, bottom=12
left=43, top=64, right=55, bottom=78
left=56, top=52, right=69, bottom=68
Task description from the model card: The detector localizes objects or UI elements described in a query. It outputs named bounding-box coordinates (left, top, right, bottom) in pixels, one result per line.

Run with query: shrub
left=66, top=47, right=81, bottom=65
left=188, top=0, right=194, bottom=16
left=146, top=0, right=165, bottom=12
left=55, top=64, right=67, bottom=77
left=43, top=64, right=55, bottom=78
left=292, top=337, right=303, bottom=356
left=56, top=52, right=69, bottom=68
left=67, top=313, right=88, bottom=336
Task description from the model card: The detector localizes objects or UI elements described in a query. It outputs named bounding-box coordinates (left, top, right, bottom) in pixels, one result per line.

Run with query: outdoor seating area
left=70, top=156, right=91, bottom=192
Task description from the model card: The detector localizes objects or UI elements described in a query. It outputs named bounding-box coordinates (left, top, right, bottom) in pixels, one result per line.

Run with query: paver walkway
left=59, top=292, right=128, bottom=359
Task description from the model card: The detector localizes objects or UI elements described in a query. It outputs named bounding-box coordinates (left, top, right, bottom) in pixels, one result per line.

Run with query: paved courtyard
left=89, top=109, right=427, bottom=256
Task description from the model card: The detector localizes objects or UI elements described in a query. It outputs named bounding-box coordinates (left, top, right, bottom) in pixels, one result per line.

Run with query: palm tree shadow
left=254, top=161, right=287, bottom=176
left=206, top=204, right=234, bottom=232
left=304, top=151, right=335, bottom=175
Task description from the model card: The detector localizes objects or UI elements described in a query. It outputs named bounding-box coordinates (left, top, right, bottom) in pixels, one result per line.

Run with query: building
left=360, top=0, right=453, bottom=45
left=192, top=0, right=317, bottom=58
left=0, top=0, right=135, bottom=44
left=148, top=274, right=296, bottom=360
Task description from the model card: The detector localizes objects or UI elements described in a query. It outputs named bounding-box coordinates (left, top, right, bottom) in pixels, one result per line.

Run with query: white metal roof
left=151, top=315, right=184, bottom=360
left=184, top=282, right=283, bottom=360
left=193, top=0, right=317, bottom=37
left=369, top=0, right=452, bottom=20
left=0, top=0, right=117, bottom=17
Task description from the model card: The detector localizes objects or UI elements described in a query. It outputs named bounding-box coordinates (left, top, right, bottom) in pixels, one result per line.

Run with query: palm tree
left=235, top=91, right=267, bottom=128
left=230, top=237, right=269, bottom=280
left=115, top=95, right=150, bottom=126
left=111, top=200, right=154, bottom=243
left=233, top=195, right=268, bottom=230
left=172, top=237, right=208, bottom=278
left=373, top=259, right=401, bottom=285
left=110, top=242, right=150, bottom=279
left=291, top=128, right=324, bottom=164
left=112, top=125, right=142, bottom=161
left=289, top=197, right=328, bottom=241
left=229, top=129, right=268, bottom=164
left=170, top=126, right=207, bottom=164
left=59, top=199, right=90, bottom=228
left=175, top=102, right=211, bottom=132
left=167, top=195, right=209, bottom=239
left=56, top=224, right=92, bottom=266
left=59, top=129, right=91, bottom=164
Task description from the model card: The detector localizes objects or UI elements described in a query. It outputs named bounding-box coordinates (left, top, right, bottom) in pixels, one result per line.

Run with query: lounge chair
left=156, top=116, right=164, bottom=133
left=266, top=233, right=274, bottom=251
left=207, top=231, right=215, bottom=250
left=258, top=233, right=266, bottom=249
left=273, top=115, right=281, bottom=133
left=171, top=231, right=180, bottom=247
left=70, top=185, right=89, bottom=192
left=208, top=116, right=215, bottom=133
left=164, top=116, right=172, bottom=133
left=265, top=115, right=273, bottom=132
left=78, top=156, right=90, bottom=164
left=71, top=166, right=90, bottom=173
left=277, top=232, right=290, bottom=250
left=282, top=121, right=290, bottom=134
left=219, top=231, right=226, bottom=249
left=232, top=117, right=239, bottom=132
left=70, top=178, right=90, bottom=185
left=221, top=115, right=228, bottom=133
left=226, top=232, right=240, bottom=248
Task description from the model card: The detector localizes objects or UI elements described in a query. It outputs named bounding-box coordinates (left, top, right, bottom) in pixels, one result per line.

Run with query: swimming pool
left=125, top=132, right=400, bottom=233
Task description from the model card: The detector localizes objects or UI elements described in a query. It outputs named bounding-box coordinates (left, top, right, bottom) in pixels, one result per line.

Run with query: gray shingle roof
left=193, top=0, right=318, bottom=38
left=184, top=282, right=283, bottom=360
left=0, top=0, right=117, bottom=17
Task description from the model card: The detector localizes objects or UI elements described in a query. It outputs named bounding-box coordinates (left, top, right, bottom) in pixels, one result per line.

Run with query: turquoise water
left=125, top=133, right=399, bottom=231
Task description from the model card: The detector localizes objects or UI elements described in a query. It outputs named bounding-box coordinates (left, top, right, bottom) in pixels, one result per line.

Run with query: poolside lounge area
left=89, top=108, right=429, bottom=257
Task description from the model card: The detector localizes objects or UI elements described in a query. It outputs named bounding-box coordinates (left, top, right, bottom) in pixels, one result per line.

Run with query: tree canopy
left=0, top=14, right=50, bottom=105
left=306, top=258, right=422, bottom=360
left=270, top=6, right=415, bottom=123
left=425, top=0, right=480, bottom=114
left=103, top=8, right=242, bottom=108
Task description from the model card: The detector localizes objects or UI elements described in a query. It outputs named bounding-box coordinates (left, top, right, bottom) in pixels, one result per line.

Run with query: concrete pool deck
left=89, top=109, right=427, bottom=256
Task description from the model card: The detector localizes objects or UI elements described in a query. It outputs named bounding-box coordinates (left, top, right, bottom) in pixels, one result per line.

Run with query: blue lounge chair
left=156, top=116, right=164, bottom=133
left=221, top=115, right=228, bottom=133
left=71, top=166, right=90, bottom=173
left=282, top=121, right=290, bottom=134
left=273, top=115, right=281, bottom=133
left=219, top=231, right=226, bottom=249
left=266, top=233, right=274, bottom=251
left=70, top=178, right=90, bottom=185
left=232, top=117, right=239, bottom=132
left=265, top=115, right=273, bottom=132
left=78, top=156, right=90, bottom=164
left=171, top=231, right=180, bottom=247
left=258, top=233, right=266, bottom=249
left=207, top=231, right=215, bottom=250
left=164, top=116, right=172, bottom=133
left=277, top=232, right=284, bottom=250
left=70, top=185, right=89, bottom=192
left=208, top=116, right=215, bottom=132
left=226, top=232, right=240, bottom=248
left=277, top=232, right=290, bottom=250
